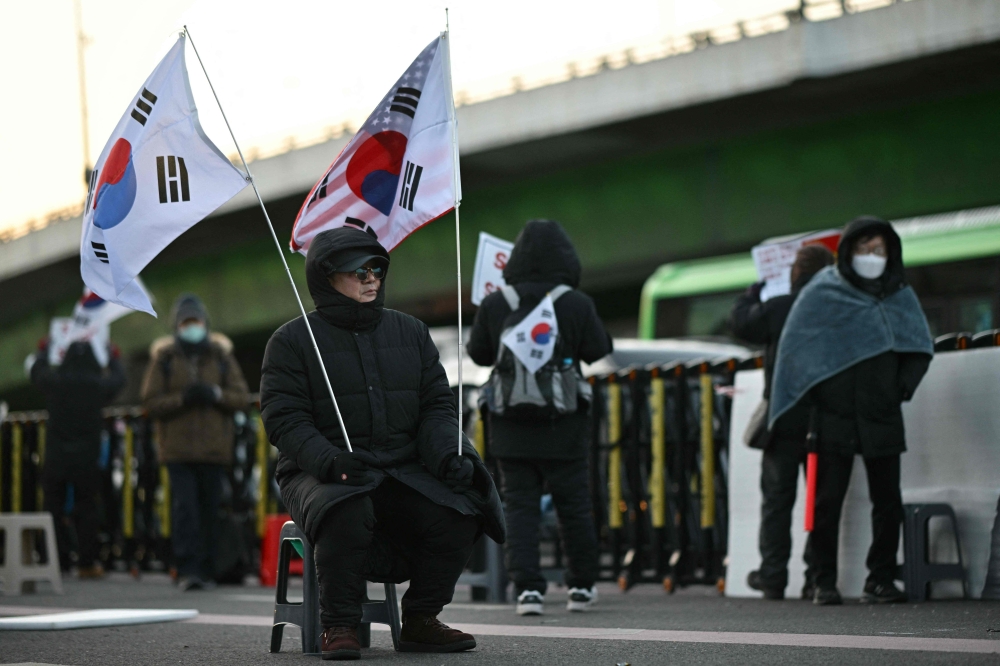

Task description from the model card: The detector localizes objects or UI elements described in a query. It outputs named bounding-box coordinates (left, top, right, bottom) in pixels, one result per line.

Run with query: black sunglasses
left=351, top=266, right=385, bottom=281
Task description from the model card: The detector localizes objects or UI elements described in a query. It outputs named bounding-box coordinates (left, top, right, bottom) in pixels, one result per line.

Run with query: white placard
left=471, top=232, right=514, bottom=306
left=751, top=230, right=840, bottom=301
left=48, top=317, right=110, bottom=368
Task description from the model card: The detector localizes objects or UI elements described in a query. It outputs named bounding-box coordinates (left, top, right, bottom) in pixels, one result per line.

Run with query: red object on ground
left=259, top=513, right=303, bottom=586
left=804, top=452, right=818, bottom=532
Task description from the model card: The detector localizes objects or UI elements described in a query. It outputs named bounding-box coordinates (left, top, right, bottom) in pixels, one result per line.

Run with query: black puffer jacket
left=260, top=228, right=504, bottom=544
left=468, top=220, right=613, bottom=459
left=810, top=217, right=931, bottom=457
left=31, top=341, right=125, bottom=472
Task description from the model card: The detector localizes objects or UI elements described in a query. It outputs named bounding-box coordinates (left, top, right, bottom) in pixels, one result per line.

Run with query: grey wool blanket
left=768, top=266, right=933, bottom=428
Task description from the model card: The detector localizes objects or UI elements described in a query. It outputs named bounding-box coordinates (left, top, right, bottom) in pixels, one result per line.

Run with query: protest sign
left=471, top=232, right=514, bottom=306
left=751, top=230, right=840, bottom=301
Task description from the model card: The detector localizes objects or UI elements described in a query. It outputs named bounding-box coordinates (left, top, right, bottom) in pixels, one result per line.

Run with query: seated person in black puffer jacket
left=260, top=227, right=505, bottom=660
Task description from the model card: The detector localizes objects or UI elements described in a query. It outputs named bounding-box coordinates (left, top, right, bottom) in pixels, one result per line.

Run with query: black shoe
left=861, top=581, right=907, bottom=604
left=813, top=587, right=843, bottom=605
left=321, top=627, right=361, bottom=661
left=747, top=570, right=785, bottom=600
left=801, top=580, right=816, bottom=601
left=399, top=613, right=476, bottom=653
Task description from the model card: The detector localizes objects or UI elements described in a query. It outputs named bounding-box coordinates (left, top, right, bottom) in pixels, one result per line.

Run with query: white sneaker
left=566, top=585, right=598, bottom=612
left=516, top=590, right=544, bottom=616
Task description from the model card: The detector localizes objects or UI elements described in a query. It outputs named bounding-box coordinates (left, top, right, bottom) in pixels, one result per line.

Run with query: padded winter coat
left=141, top=332, right=249, bottom=465
left=259, top=228, right=505, bottom=544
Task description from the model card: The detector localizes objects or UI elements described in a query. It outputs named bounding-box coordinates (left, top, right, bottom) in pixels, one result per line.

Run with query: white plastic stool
left=0, top=512, right=63, bottom=595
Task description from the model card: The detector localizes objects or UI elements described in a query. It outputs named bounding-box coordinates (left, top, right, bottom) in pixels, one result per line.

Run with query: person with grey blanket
left=729, top=244, right=833, bottom=600
left=769, top=216, right=933, bottom=606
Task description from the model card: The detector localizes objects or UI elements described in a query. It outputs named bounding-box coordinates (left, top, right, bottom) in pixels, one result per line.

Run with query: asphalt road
left=1, top=574, right=998, bottom=665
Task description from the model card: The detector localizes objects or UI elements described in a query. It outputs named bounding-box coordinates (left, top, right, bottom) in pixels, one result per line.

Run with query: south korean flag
left=80, top=33, right=248, bottom=316
left=502, top=294, right=559, bottom=374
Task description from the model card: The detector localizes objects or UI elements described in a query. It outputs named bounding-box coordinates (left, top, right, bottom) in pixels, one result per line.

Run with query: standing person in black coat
left=260, top=227, right=505, bottom=660
left=467, top=219, right=612, bottom=617
left=770, top=217, right=934, bottom=606
left=729, top=245, right=833, bottom=600
left=30, top=339, right=125, bottom=577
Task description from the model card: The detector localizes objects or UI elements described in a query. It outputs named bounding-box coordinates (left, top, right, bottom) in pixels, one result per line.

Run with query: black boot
left=399, top=612, right=476, bottom=653
left=747, top=570, right=785, bottom=600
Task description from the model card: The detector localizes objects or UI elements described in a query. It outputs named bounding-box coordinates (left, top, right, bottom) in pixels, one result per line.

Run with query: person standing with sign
left=468, top=219, right=612, bottom=616
left=729, top=245, right=834, bottom=600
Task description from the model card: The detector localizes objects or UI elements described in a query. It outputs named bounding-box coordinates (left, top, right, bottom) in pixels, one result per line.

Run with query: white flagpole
left=184, top=26, right=354, bottom=452
left=444, top=10, right=464, bottom=457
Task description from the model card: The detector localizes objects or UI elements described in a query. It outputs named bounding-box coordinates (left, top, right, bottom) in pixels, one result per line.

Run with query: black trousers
left=758, top=438, right=811, bottom=589
left=806, top=453, right=903, bottom=590
left=313, top=477, right=479, bottom=629
left=498, top=457, right=600, bottom=595
left=167, top=463, right=224, bottom=580
left=43, top=465, right=102, bottom=570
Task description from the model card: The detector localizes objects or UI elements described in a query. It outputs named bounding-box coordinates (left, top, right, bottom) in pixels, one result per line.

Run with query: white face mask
left=852, top=253, right=887, bottom=279
left=178, top=323, right=207, bottom=344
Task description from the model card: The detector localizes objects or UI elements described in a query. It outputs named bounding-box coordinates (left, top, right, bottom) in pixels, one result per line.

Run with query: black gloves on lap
left=441, top=455, right=474, bottom=493
left=328, top=451, right=371, bottom=486
left=183, top=381, right=221, bottom=407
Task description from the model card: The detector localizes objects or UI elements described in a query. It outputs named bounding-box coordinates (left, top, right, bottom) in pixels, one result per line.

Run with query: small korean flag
left=501, top=293, right=559, bottom=374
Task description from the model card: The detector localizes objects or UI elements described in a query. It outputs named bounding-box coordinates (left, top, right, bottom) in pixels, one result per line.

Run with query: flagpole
left=444, top=11, right=464, bottom=458
left=184, top=26, right=354, bottom=453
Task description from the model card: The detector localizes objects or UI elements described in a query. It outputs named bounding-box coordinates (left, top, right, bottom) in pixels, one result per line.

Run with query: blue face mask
left=178, top=323, right=207, bottom=344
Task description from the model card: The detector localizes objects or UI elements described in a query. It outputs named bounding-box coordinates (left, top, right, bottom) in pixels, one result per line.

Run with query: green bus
left=639, top=205, right=1000, bottom=340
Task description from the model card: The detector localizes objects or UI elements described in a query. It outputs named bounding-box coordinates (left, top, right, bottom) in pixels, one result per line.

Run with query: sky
left=0, top=0, right=796, bottom=235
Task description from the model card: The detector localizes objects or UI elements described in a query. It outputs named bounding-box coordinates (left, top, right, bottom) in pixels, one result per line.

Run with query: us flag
left=290, top=33, right=460, bottom=254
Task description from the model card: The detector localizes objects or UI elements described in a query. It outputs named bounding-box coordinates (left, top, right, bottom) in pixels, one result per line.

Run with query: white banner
left=471, top=232, right=514, bottom=306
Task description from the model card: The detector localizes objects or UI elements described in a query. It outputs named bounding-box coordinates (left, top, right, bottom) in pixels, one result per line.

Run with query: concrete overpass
left=4, top=0, right=1000, bottom=403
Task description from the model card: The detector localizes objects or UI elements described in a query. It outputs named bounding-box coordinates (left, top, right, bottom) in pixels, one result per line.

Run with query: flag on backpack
left=501, top=293, right=559, bottom=374
left=80, top=33, right=248, bottom=316
left=289, top=33, right=460, bottom=254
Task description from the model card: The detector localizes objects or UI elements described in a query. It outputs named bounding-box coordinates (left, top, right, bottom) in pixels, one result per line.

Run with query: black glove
left=748, top=281, right=764, bottom=301
left=328, top=451, right=371, bottom=486
left=182, top=381, right=221, bottom=407
left=441, top=455, right=474, bottom=493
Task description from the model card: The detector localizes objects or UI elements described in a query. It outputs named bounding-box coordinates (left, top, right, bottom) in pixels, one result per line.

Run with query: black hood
left=305, top=228, right=390, bottom=331
left=837, top=216, right=905, bottom=299
left=502, top=219, right=582, bottom=288
left=60, top=341, right=101, bottom=377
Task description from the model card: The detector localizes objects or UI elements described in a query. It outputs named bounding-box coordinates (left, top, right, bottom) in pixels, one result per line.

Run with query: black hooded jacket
left=467, top=220, right=613, bottom=459
left=31, top=341, right=125, bottom=472
left=259, top=228, right=504, bottom=544
left=808, top=217, right=931, bottom=457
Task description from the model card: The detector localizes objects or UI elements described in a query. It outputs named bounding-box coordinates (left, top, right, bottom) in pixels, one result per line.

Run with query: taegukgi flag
left=501, top=294, right=559, bottom=374
left=72, top=282, right=149, bottom=329
left=80, top=33, right=248, bottom=316
left=290, top=32, right=460, bottom=254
